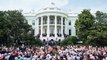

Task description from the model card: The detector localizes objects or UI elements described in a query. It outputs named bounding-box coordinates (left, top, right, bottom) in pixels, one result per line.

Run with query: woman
left=84, top=54, right=90, bottom=60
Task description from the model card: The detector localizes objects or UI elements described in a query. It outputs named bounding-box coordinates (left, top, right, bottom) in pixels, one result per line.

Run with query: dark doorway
left=69, top=29, right=71, bottom=35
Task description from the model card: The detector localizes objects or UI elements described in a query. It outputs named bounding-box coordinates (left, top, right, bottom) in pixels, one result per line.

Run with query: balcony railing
left=50, top=34, right=55, bottom=37
left=63, top=33, right=69, bottom=37
left=36, top=34, right=40, bottom=38
left=42, top=34, right=47, bottom=37
left=57, top=34, right=62, bottom=37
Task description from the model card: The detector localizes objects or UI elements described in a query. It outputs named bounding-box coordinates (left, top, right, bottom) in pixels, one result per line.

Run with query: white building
left=24, top=4, right=78, bottom=41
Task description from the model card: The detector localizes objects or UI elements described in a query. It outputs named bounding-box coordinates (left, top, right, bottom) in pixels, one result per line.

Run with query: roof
left=36, top=3, right=67, bottom=15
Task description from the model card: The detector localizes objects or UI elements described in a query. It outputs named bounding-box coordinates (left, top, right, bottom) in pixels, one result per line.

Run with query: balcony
left=50, top=34, right=55, bottom=37
left=42, top=34, right=47, bottom=37
left=57, top=33, right=62, bottom=37
left=36, top=34, right=40, bottom=38
left=63, top=33, right=69, bottom=38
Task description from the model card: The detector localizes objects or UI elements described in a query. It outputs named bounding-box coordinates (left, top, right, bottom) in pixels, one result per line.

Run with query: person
left=9, top=53, right=15, bottom=60
left=84, top=54, right=90, bottom=60
left=0, top=54, right=4, bottom=60
left=0, top=45, right=106, bottom=60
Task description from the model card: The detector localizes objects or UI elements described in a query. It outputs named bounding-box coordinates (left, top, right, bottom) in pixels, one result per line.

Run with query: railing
left=57, top=34, right=62, bottom=37
left=63, top=33, right=69, bottom=37
left=36, top=34, right=40, bottom=38
left=36, top=33, right=69, bottom=37
left=42, top=34, right=47, bottom=37
left=50, top=34, right=55, bottom=37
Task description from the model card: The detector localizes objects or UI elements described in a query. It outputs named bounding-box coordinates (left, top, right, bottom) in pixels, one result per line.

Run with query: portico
left=38, top=15, right=66, bottom=41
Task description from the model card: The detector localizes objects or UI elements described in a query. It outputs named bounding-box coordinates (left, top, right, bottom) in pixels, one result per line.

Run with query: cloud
left=0, top=0, right=106, bottom=13
left=64, top=0, right=107, bottom=13
left=0, top=0, right=69, bottom=12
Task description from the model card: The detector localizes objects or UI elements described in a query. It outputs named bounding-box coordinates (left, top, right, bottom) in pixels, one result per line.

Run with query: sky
left=0, top=0, right=107, bottom=13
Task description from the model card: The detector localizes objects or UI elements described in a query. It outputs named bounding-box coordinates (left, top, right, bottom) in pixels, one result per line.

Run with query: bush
left=86, top=36, right=107, bottom=46
left=60, top=36, right=79, bottom=46
left=26, top=38, right=43, bottom=46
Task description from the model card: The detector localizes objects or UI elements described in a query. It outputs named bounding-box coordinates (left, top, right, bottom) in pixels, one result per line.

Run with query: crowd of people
left=0, top=44, right=107, bottom=60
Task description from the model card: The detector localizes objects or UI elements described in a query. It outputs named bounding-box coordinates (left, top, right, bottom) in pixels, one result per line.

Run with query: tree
left=75, top=9, right=95, bottom=43
left=95, top=11, right=107, bottom=24
left=87, top=11, right=107, bottom=46
left=0, top=10, right=32, bottom=45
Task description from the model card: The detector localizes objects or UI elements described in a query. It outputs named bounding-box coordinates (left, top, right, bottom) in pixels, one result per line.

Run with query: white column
left=61, top=17, right=63, bottom=37
left=47, top=16, right=49, bottom=37
left=40, top=17, right=43, bottom=37
left=55, top=16, right=57, bottom=37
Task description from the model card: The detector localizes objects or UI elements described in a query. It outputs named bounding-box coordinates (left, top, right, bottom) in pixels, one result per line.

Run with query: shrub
left=86, top=36, right=107, bottom=46
left=60, top=36, right=79, bottom=46
left=26, top=38, right=43, bottom=46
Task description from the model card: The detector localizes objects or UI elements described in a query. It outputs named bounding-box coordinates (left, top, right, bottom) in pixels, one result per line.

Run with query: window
left=57, top=8, right=61, bottom=10
left=63, top=27, right=65, bottom=34
left=57, top=29, right=60, bottom=34
left=57, top=28, right=61, bottom=37
left=50, top=29, right=54, bottom=34
left=57, top=16, right=61, bottom=24
left=69, top=29, right=71, bottom=35
left=63, top=17, right=65, bottom=25
left=50, top=8, right=54, bottom=10
left=44, top=29, right=47, bottom=34
left=50, top=16, right=55, bottom=24
left=50, top=27, right=54, bottom=34
left=44, top=8, right=47, bottom=10
left=43, top=28, right=47, bottom=37
left=39, top=17, right=41, bottom=25
left=24, top=20, right=28, bottom=23
left=39, top=28, right=41, bottom=34
left=43, top=16, right=47, bottom=24
left=69, top=21, right=71, bottom=25
left=32, top=20, right=35, bottom=25
left=32, top=29, right=35, bottom=35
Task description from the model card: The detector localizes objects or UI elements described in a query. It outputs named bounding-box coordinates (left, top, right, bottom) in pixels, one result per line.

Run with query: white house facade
left=23, top=4, right=78, bottom=41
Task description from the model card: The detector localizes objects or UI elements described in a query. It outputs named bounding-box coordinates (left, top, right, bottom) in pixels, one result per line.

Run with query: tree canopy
left=87, top=11, right=107, bottom=46
left=75, top=9, right=95, bottom=42
left=75, top=9, right=107, bottom=46
left=0, top=10, right=32, bottom=46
